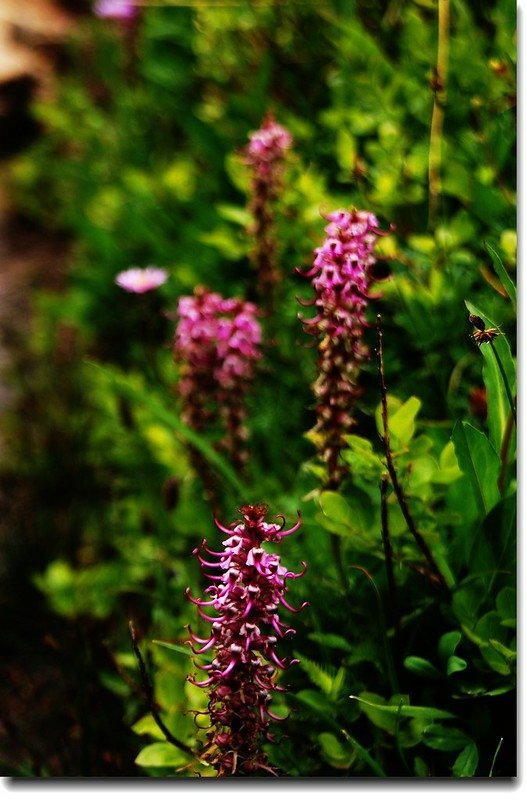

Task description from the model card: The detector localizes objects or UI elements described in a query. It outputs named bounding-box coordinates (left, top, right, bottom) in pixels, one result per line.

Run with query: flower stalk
left=298, top=209, right=382, bottom=489
left=173, top=288, right=262, bottom=497
left=187, top=505, right=306, bottom=776
left=245, top=115, right=292, bottom=315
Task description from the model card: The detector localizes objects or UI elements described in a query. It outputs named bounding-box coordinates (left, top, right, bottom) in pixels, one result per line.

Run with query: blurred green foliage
left=2, top=0, right=516, bottom=779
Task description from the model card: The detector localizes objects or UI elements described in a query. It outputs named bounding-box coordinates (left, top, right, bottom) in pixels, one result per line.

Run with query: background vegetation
left=0, top=0, right=516, bottom=778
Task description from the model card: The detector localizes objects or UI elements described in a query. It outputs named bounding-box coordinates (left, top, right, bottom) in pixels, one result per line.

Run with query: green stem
left=428, top=0, right=450, bottom=226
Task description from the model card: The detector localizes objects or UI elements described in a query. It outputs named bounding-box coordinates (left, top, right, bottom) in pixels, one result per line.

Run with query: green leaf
left=319, top=492, right=353, bottom=527
left=318, top=732, right=355, bottom=769
left=414, top=756, right=430, bottom=777
left=296, top=653, right=336, bottom=696
left=433, top=441, right=463, bottom=484
left=403, top=656, right=443, bottom=680
left=135, top=742, right=188, bottom=768
left=390, top=396, right=421, bottom=446
left=422, top=724, right=472, bottom=752
left=452, top=742, right=479, bottom=777
left=88, top=364, right=247, bottom=496
left=446, top=656, right=468, bottom=677
left=451, top=421, right=500, bottom=515
left=438, top=631, right=462, bottom=662
left=465, top=301, right=516, bottom=453
left=485, top=243, right=516, bottom=310
left=350, top=694, right=455, bottom=721
left=294, top=690, right=334, bottom=718
left=132, top=715, right=165, bottom=741
left=308, top=632, right=353, bottom=652
left=496, top=587, right=516, bottom=623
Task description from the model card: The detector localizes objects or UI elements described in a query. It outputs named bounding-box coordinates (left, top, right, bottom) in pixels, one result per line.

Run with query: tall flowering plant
left=244, top=115, right=293, bottom=313
left=187, top=504, right=306, bottom=776
left=173, top=289, right=262, bottom=482
left=299, top=209, right=382, bottom=488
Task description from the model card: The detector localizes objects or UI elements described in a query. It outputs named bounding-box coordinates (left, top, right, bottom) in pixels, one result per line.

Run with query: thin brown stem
left=376, top=316, right=449, bottom=594
left=380, top=474, right=401, bottom=657
left=129, top=621, right=197, bottom=759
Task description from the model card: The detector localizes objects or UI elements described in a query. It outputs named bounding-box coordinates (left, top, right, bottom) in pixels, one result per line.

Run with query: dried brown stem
left=376, top=315, right=449, bottom=594
left=129, top=620, right=197, bottom=759
left=380, top=474, right=401, bottom=654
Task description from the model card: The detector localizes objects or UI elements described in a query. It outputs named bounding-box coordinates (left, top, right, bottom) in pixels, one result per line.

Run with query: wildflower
left=115, top=266, right=168, bottom=294
left=94, top=0, right=138, bottom=22
left=174, top=289, right=262, bottom=476
left=187, top=504, right=306, bottom=776
left=244, top=114, right=292, bottom=312
left=298, top=209, right=382, bottom=487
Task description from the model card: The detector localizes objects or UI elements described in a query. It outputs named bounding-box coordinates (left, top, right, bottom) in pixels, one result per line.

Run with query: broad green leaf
left=422, top=724, right=472, bottom=751
left=438, top=631, right=462, bottom=662
left=318, top=732, right=355, bottom=769
left=294, top=690, right=334, bottom=718
left=465, top=300, right=516, bottom=453
left=390, top=396, right=421, bottom=446
left=452, top=742, right=479, bottom=777
left=451, top=421, right=500, bottom=515
left=433, top=441, right=463, bottom=484
left=485, top=243, right=516, bottom=310
left=319, top=491, right=353, bottom=527
left=446, top=656, right=467, bottom=677
left=403, top=656, right=442, bottom=680
left=132, top=715, right=165, bottom=741
left=135, top=742, right=188, bottom=768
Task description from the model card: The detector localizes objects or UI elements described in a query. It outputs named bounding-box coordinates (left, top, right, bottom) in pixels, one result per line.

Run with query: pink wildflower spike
left=187, top=505, right=305, bottom=776
left=115, top=266, right=168, bottom=294
left=298, top=208, right=385, bottom=488
left=173, top=289, right=262, bottom=488
left=244, top=114, right=293, bottom=313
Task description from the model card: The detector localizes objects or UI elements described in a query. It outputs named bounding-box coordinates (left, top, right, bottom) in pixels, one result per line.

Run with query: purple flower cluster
left=187, top=504, right=306, bottom=775
left=174, top=289, right=262, bottom=475
left=244, top=115, right=292, bottom=312
left=94, top=0, right=138, bottom=23
left=299, top=209, right=381, bottom=487
left=246, top=116, right=293, bottom=177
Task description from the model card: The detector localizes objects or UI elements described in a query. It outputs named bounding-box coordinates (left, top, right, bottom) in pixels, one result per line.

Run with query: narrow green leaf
left=465, top=301, right=516, bottom=453
left=452, top=742, right=479, bottom=777
left=350, top=695, right=455, bottom=720
left=485, top=243, right=516, bottom=310
left=451, top=421, right=500, bottom=515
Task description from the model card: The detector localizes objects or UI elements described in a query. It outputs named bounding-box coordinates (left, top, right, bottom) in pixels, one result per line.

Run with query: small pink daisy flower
left=94, top=0, right=138, bottom=22
left=115, top=266, right=168, bottom=294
